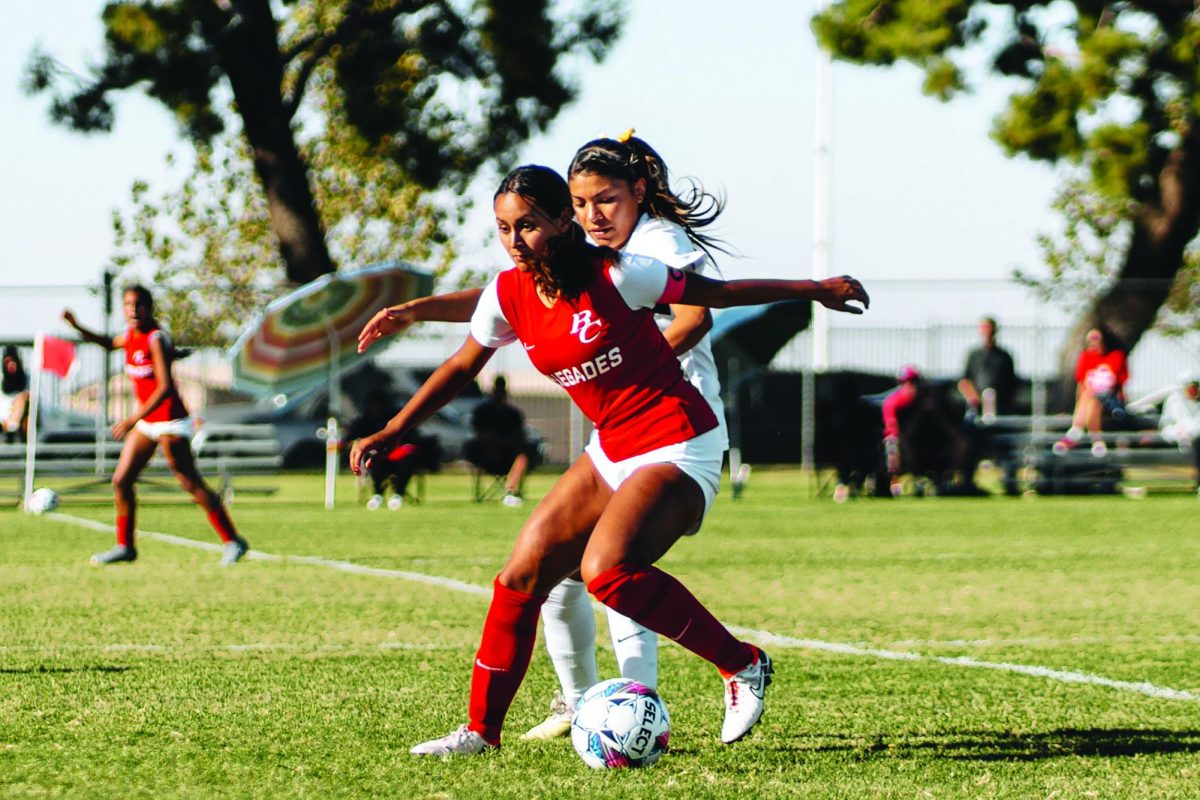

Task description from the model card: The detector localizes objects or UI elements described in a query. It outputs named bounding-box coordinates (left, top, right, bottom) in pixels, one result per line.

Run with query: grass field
left=2, top=469, right=1198, bottom=799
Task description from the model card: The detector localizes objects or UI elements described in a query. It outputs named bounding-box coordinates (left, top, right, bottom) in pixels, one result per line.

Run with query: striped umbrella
left=229, top=261, right=435, bottom=400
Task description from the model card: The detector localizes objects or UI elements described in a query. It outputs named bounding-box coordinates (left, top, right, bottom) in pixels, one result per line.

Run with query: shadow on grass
left=790, top=728, right=1200, bottom=761
left=0, top=665, right=133, bottom=675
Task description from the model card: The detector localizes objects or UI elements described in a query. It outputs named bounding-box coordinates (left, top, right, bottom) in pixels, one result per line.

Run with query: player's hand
left=111, top=418, right=135, bottom=440
left=816, top=276, right=869, bottom=314
left=348, top=435, right=383, bottom=476
left=357, top=305, right=416, bottom=353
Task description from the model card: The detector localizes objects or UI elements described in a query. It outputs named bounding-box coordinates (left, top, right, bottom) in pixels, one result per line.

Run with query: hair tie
left=617, top=128, right=636, bottom=143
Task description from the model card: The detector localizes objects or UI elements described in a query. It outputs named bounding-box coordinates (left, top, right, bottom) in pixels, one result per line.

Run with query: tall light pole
left=801, top=40, right=833, bottom=488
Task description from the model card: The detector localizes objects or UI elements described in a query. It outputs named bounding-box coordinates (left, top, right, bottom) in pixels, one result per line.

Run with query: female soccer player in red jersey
left=358, top=131, right=730, bottom=739
left=350, top=165, right=868, bottom=756
left=63, top=286, right=249, bottom=565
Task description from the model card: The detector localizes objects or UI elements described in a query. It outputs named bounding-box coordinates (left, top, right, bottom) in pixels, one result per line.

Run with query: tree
left=109, top=65, right=457, bottom=346
left=27, top=0, right=622, bottom=285
left=813, top=1, right=1200, bottom=400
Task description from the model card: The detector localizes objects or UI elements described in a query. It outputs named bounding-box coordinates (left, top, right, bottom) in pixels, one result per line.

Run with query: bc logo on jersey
left=569, top=310, right=605, bottom=344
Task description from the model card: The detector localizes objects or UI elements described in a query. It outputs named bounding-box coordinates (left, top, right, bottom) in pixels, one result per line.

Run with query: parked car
left=201, top=363, right=543, bottom=469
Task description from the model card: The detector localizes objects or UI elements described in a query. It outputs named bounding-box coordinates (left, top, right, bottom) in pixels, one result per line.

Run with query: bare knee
left=112, top=473, right=135, bottom=497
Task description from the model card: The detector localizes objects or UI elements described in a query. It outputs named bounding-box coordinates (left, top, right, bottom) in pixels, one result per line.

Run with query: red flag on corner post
left=40, top=335, right=77, bottom=379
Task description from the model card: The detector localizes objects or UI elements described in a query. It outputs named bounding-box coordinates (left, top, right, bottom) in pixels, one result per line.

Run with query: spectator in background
left=957, top=316, right=1019, bottom=494
left=958, top=316, right=1016, bottom=421
left=1, top=346, right=30, bottom=444
left=465, top=375, right=539, bottom=507
left=1130, top=371, right=1200, bottom=491
left=1055, top=325, right=1129, bottom=457
left=348, top=389, right=439, bottom=510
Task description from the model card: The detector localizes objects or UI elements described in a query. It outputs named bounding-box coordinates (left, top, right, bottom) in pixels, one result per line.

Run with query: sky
left=0, top=0, right=1069, bottom=343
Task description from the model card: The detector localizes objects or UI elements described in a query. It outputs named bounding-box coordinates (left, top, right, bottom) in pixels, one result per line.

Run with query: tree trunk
left=207, top=1, right=335, bottom=285
left=1052, top=133, right=1200, bottom=409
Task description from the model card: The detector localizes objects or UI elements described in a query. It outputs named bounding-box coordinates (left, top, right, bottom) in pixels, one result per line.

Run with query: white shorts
left=134, top=417, right=195, bottom=442
left=584, top=427, right=724, bottom=534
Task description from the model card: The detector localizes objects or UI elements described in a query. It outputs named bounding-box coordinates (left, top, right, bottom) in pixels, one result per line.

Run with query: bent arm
left=677, top=273, right=869, bottom=314
left=662, top=305, right=712, bottom=356
left=126, top=336, right=175, bottom=425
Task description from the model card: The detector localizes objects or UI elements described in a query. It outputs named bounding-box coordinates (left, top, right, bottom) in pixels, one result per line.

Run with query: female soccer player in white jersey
left=357, top=131, right=730, bottom=740
left=62, top=286, right=250, bottom=566
left=349, top=165, right=868, bottom=755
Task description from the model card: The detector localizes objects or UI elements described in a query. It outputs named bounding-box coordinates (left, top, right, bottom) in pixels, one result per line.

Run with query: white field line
left=48, top=512, right=1198, bottom=703
left=0, top=642, right=455, bottom=655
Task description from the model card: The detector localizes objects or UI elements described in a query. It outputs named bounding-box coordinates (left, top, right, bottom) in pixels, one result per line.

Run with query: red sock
left=467, top=578, right=546, bottom=745
left=588, top=564, right=755, bottom=676
left=206, top=507, right=238, bottom=544
left=115, top=514, right=134, bottom=548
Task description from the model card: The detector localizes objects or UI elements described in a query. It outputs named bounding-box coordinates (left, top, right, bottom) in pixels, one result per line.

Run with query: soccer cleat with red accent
left=410, top=724, right=496, bottom=756
left=721, top=648, right=773, bottom=744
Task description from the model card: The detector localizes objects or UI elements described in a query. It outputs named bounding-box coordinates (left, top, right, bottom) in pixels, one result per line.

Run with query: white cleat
left=366, top=494, right=384, bottom=510
left=387, top=495, right=403, bottom=510
left=220, top=537, right=249, bottom=566
left=410, top=724, right=495, bottom=757
left=721, top=648, right=773, bottom=744
left=501, top=491, right=523, bottom=508
left=520, top=695, right=573, bottom=740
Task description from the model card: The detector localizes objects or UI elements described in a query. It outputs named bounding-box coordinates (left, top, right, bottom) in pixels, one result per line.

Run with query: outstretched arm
left=349, top=335, right=494, bottom=474
left=676, top=273, right=869, bottom=314
left=62, top=310, right=122, bottom=350
left=357, top=288, right=485, bottom=353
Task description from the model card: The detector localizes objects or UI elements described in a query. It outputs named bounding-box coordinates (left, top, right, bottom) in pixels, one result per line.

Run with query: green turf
left=2, top=470, right=1198, bottom=798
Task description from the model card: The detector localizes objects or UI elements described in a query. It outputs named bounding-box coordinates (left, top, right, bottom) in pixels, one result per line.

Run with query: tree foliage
left=28, top=0, right=623, bottom=285
left=814, top=1, right=1200, bottom=392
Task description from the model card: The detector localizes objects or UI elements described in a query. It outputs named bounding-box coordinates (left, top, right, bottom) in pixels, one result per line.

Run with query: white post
left=324, top=324, right=342, bottom=510
left=22, top=334, right=44, bottom=511
left=802, top=45, right=833, bottom=488
left=324, top=416, right=339, bottom=510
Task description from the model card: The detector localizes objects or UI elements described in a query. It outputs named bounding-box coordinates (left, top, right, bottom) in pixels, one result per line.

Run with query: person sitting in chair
left=349, top=389, right=440, bottom=510
left=465, top=375, right=539, bottom=506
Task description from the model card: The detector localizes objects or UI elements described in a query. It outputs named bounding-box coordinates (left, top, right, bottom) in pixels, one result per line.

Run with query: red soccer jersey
left=1074, top=349, right=1128, bottom=395
left=472, top=254, right=717, bottom=461
left=124, top=326, right=188, bottom=422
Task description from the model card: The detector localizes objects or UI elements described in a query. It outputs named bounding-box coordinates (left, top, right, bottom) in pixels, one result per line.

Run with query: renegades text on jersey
left=124, top=327, right=189, bottom=422
left=471, top=254, right=717, bottom=461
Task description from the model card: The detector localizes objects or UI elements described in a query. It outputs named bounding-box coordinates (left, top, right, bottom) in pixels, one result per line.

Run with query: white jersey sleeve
left=468, top=275, right=518, bottom=348
left=610, top=253, right=681, bottom=310
left=624, top=215, right=708, bottom=272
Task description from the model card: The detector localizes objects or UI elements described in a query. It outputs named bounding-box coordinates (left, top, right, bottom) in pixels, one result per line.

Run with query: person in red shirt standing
left=1055, top=325, right=1129, bottom=457
left=62, top=286, right=249, bottom=565
left=349, top=164, right=869, bottom=756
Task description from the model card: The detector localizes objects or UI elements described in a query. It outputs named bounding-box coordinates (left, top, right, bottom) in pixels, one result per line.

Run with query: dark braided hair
left=567, top=132, right=730, bottom=263
left=494, top=165, right=618, bottom=302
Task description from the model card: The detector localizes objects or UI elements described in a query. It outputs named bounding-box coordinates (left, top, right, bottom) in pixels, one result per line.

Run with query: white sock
left=540, top=579, right=598, bottom=708
left=605, top=606, right=658, bottom=690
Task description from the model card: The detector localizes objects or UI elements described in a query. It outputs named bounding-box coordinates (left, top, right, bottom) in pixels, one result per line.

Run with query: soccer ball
left=25, top=487, right=59, bottom=515
left=571, top=678, right=670, bottom=769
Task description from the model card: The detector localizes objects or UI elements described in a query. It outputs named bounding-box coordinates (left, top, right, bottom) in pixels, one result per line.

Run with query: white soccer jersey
left=611, top=215, right=728, bottom=449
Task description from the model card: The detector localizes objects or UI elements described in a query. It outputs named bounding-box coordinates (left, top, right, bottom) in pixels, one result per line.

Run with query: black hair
left=567, top=133, right=729, bottom=263
left=2, top=345, right=27, bottom=395
left=123, top=284, right=154, bottom=311
left=494, top=165, right=618, bottom=302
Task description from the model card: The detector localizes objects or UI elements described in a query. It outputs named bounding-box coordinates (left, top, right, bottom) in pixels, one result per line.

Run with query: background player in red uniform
left=350, top=165, right=868, bottom=756
left=63, top=286, right=249, bottom=565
